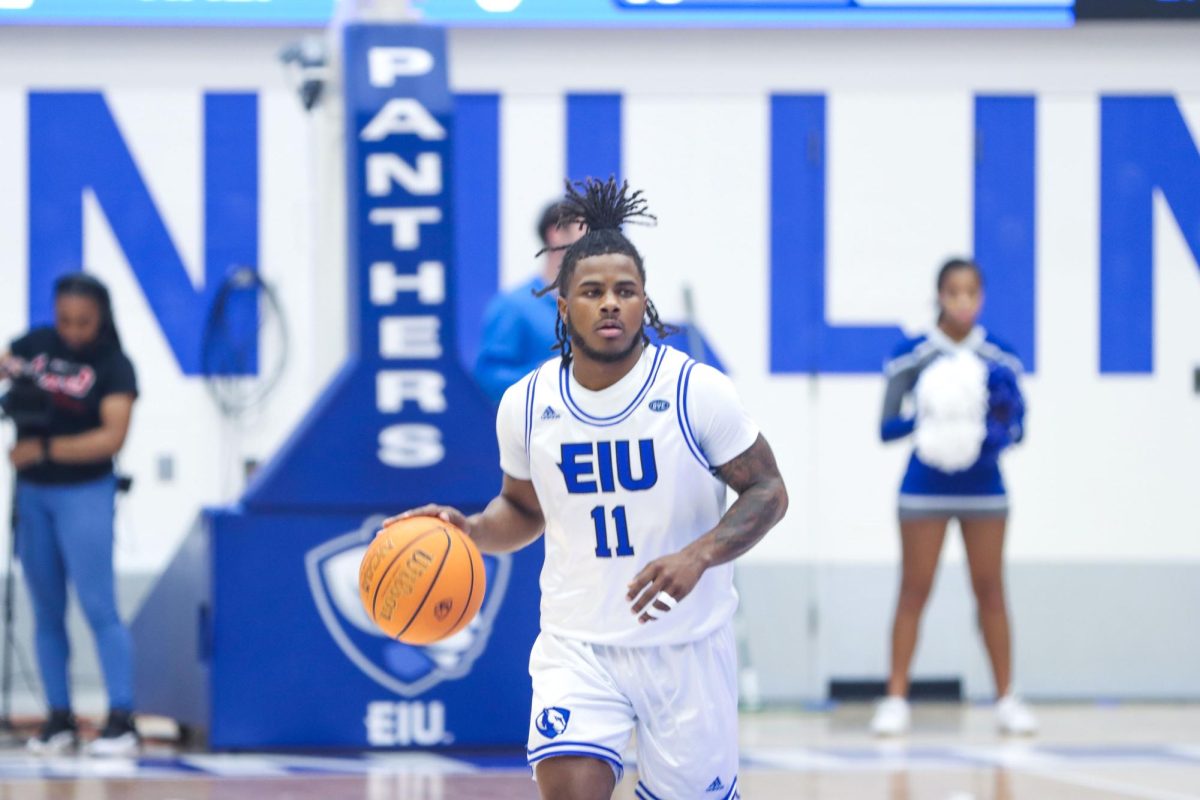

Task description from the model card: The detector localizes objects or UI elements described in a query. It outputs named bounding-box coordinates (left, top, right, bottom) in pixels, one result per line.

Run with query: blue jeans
left=15, top=475, right=133, bottom=711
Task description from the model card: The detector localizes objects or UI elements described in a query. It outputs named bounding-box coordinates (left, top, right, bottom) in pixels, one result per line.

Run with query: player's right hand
left=380, top=505, right=470, bottom=536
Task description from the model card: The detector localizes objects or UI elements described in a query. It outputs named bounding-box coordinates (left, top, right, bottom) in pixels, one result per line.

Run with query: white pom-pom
left=913, top=350, right=988, bottom=472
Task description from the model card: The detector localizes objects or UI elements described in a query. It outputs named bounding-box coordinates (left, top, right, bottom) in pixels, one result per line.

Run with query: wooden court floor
left=0, top=703, right=1195, bottom=799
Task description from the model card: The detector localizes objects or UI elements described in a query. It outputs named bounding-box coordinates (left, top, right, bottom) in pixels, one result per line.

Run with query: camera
left=0, top=373, right=52, bottom=430
left=2, top=374, right=132, bottom=492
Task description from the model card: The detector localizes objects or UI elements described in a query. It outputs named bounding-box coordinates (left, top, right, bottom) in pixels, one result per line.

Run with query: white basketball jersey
left=497, top=344, right=759, bottom=647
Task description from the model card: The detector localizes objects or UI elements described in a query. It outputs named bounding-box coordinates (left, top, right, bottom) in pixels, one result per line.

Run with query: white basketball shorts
left=525, top=623, right=741, bottom=800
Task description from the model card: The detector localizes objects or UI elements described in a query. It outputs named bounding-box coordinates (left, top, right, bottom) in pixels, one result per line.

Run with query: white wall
left=447, top=25, right=1200, bottom=566
left=0, top=25, right=1197, bottom=697
left=0, top=27, right=345, bottom=574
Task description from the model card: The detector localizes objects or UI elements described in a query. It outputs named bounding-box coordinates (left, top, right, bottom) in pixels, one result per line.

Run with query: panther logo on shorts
left=306, top=515, right=512, bottom=696
left=535, top=707, right=571, bottom=739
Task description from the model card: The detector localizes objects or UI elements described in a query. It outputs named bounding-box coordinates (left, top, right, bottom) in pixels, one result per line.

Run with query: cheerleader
left=870, top=258, right=1036, bottom=737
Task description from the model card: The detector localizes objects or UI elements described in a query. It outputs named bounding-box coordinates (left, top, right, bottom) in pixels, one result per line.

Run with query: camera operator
left=1, top=273, right=138, bottom=757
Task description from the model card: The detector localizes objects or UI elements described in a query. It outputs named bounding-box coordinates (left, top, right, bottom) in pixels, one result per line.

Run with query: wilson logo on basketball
left=396, top=550, right=435, bottom=596
left=377, top=549, right=435, bottom=622
left=434, top=599, right=453, bottom=620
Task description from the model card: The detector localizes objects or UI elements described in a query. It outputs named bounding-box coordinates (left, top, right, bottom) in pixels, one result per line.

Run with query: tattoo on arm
left=708, top=435, right=788, bottom=563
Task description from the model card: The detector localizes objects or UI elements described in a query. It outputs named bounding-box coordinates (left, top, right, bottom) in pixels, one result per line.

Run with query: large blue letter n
left=29, top=92, right=258, bottom=376
left=1101, top=96, right=1200, bottom=374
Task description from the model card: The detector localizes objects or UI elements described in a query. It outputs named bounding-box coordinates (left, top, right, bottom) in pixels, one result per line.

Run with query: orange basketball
left=358, top=516, right=486, bottom=645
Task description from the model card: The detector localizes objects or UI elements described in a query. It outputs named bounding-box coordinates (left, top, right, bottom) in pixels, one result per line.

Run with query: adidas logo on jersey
left=540, top=406, right=560, bottom=420
left=706, top=776, right=725, bottom=792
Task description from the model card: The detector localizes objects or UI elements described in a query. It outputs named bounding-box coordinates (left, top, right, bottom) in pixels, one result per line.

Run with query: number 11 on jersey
left=591, top=505, right=634, bottom=558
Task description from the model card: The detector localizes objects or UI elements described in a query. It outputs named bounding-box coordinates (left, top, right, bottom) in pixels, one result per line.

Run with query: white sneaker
left=870, top=696, right=911, bottom=736
left=26, top=729, right=77, bottom=756
left=995, top=694, right=1038, bottom=735
left=26, top=710, right=78, bottom=756
left=85, top=710, right=141, bottom=757
left=86, top=731, right=139, bottom=757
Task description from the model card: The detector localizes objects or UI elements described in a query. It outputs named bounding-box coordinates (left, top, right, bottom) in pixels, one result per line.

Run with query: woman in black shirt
left=1, top=274, right=139, bottom=756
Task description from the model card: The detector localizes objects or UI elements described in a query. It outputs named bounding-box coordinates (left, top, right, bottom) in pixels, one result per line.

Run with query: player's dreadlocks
left=535, top=176, right=675, bottom=365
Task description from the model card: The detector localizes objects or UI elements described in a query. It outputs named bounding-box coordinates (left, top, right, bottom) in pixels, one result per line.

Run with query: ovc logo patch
left=648, top=399, right=670, bottom=412
left=305, top=516, right=512, bottom=697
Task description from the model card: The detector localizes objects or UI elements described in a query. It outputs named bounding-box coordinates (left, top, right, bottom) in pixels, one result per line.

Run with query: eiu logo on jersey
left=535, top=706, right=571, bottom=739
left=305, top=516, right=512, bottom=696
left=558, top=439, right=658, bottom=494
left=648, top=399, right=670, bottom=412
left=540, top=406, right=560, bottom=421
left=706, top=776, right=725, bottom=792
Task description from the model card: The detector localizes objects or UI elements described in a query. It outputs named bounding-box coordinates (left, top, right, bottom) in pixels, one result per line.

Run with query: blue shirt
left=473, top=277, right=559, bottom=404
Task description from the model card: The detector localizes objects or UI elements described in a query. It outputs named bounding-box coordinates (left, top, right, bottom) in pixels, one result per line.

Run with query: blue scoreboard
left=0, top=0, right=1080, bottom=28
left=6, top=0, right=1197, bottom=27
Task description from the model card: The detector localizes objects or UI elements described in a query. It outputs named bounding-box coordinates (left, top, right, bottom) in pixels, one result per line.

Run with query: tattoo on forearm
left=711, top=435, right=788, bottom=559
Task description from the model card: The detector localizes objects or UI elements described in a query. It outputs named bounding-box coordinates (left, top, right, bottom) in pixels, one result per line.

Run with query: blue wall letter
left=771, top=94, right=1040, bottom=374
left=567, top=93, right=621, bottom=184
left=975, top=96, right=1037, bottom=372
left=769, top=95, right=903, bottom=374
left=29, top=92, right=259, bottom=375
left=454, top=93, right=501, bottom=371
left=1101, top=96, right=1200, bottom=374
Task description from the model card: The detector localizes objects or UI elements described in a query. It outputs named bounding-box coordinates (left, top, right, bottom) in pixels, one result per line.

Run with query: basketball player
left=386, top=177, right=787, bottom=800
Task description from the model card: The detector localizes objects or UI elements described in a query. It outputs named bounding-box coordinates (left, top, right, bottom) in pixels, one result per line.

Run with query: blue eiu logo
left=536, top=707, right=571, bottom=739
left=558, top=440, right=658, bottom=494
left=648, top=399, right=670, bottom=412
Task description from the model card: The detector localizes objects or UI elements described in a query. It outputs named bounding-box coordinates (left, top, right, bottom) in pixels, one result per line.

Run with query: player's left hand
left=626, top=550, right=707, bottom=624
